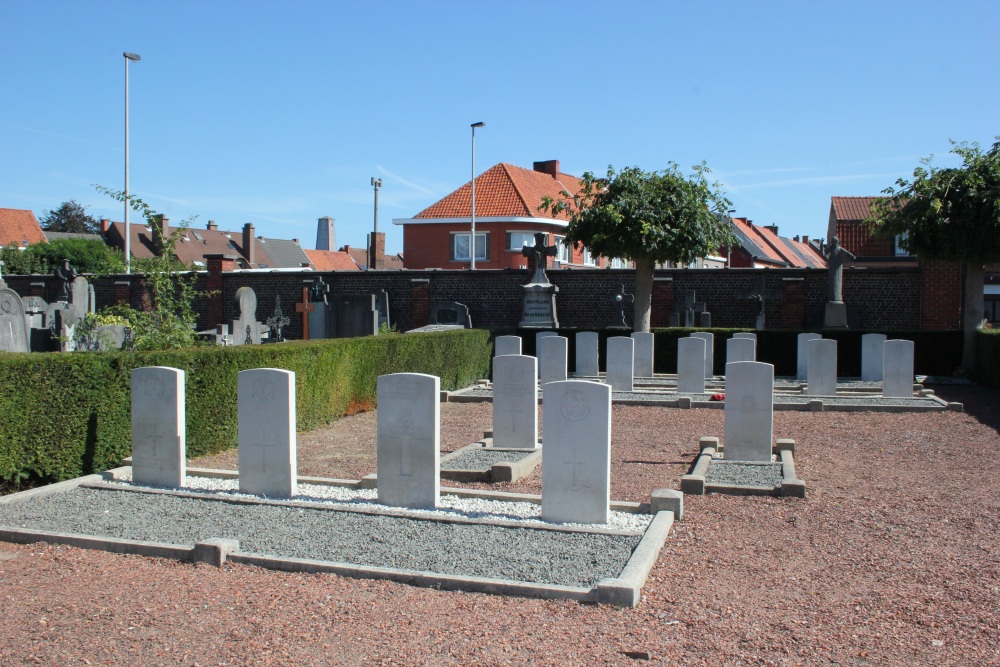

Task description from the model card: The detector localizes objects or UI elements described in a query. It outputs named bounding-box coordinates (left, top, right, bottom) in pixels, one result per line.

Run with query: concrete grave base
left=0, top=466, right=673, bottom=608
left=439, top=438, right=543, bottom=483
left=681, top=438, right=806, bottom=498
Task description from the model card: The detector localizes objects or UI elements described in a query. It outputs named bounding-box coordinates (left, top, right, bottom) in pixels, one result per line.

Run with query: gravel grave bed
left=705, top=460, right=783, bottom=487
left=439, top=448, right=532, bottom=470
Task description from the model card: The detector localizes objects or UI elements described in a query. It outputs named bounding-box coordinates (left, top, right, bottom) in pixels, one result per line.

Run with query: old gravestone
left=861, top=333, right=888, bottom=382
left=796, top=333, right=822, bottom=381
left=691, top=332, right=715, bottom=379
left=807, top=338, right=838, bottom=397
left=23, top=296, right=51, bottom=351
left=429, top=301, right=471, bottom=329
left=631, top=331, right=654, bottom=378
left=71, top=276, right=93, bottom=314
left=519, top=233, right=559, bottom=329
left=883, top=339, right=915, bottom=398
left=605, top=336, right=634, bottom=392
left=670, top=290, right=711, bottom=328
left=724, top=361, right=775, bottom=462
left=238, top=368, right=297, bottom=498
left=541, top=380, right=612, bottom=524
left=131, top=366, right=186, bottom=488
left=0, top=288, right=29, bottom=353
left=575, top=331, right=599, bottom=377
left=492, top=355, right=538, bottom=450
left=609, top=284, right=634, bottom=329
left=494, top=335, right=521, bottom=357
left=231, top=287, right=266, bottom=345
left=726, top=336, right=756, bottom=365
left=330, top=294, right=379, bottom=338
left=539, top=335, right=568, bottom=385
left=677, top=336, right=707, bottom=394
left=377, top=373, right=440, bottom=509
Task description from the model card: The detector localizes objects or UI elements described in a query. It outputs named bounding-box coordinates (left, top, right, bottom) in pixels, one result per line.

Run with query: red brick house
left=394, top=160, right=626, bottom=270
left=0, top=208, right=47, bottom=248
left=827, top=196, right=914, bottom=262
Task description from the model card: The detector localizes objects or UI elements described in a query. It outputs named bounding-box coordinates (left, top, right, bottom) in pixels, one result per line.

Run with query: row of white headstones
left=509, top=331, right=915, bottom=398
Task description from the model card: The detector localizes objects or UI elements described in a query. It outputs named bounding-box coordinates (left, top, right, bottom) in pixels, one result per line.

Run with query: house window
left=609, top=257, right=626, bottom=269
left=507, top=231, right=536, bottom=251
left=452, top=232, right=488, bottom=261
left=555, top=235, right=571, bottom=263
left=582, top=247, right=596, bottom=266
left=894, top=232, right=910, bottom=256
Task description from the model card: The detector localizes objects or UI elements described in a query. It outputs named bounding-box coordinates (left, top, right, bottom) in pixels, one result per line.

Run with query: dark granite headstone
left=429, top=301, right=471, bottom=328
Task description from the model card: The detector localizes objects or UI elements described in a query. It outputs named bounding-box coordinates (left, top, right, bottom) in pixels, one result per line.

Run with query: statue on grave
left=309, top=277, right=328, bottom=304
left=825, top=237, right=855, bottom=303
left=610, top=284, right=634, bottom=328
left=54, top=260, right=77, bottom=302
left=522, top=232, right=558, bottom=285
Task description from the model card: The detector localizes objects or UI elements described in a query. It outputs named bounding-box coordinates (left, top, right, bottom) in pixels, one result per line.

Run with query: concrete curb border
left=680, top=438, right=807, bottom=498
left=438, top=440, right=543, bottom=484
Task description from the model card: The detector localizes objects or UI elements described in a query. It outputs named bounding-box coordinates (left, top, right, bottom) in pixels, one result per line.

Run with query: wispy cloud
left=5, top=123, right=116, bottom=152
left=374, top=165, right=440, bottom=198
left=734, top=172, right=900, bottom=191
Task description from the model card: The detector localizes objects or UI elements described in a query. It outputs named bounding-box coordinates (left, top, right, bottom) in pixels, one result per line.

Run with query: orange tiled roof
left=414, top=163, right=582, bottom=220
left=831, top=196, right=884, bottom=222
left=731, top=217, right=826, bottom=269
left=0, top=208, right=47, bottom=247
left=304, top=249, right=361, bottom=271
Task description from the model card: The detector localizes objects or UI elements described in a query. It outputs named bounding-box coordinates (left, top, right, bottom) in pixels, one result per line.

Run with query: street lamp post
left=370, top=177, right=382, bottom=271
left=123, top=51, right=141, bottom=275
left=470, top=121, right=485, bottom=269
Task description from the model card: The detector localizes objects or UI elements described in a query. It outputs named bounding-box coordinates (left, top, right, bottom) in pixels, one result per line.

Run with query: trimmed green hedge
left=0, top=329, right=491, bottom=486
left=976, top=329, right=1000, bottom=388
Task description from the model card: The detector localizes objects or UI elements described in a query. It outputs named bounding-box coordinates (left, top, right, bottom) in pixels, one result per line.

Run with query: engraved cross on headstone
left=522, top=232, right=558, bottom=284
left=739, top=276, right=782, bottom=330
left=564, top=447, right=588, bottom=489
left=246, top=439, right=279, bottom=473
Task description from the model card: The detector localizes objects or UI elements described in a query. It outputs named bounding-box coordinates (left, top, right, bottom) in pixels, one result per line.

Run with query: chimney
left=369, top=232, right=386, bottom=270
left=207, top=220, right=218, bottom=231
left=802, top=235, right=810, bottom=246
left=152, top=215, right=169, bottom=254
left=100, top=219, right=110, bottom=234
left=533, top=160, right=560, bottom=178
left=765, top=225, right=779, bottom=235
left=316, top=216, right=336, bottom=251
left=243, top=222, right=255, bottom=265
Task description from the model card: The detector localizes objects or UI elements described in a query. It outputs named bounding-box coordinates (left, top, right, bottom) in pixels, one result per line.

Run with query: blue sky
left=2, top=0, right=997, bottom=255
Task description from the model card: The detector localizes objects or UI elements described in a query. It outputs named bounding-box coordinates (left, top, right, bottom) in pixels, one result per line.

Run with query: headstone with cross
left=492, top=354, right=538, bottom=450
left=131, top=366, right=186, bottom=488
left=238, top=368, right=297, bottom=498
left=724, top=361, right=775, bottom=462
left=739, top=276, right=782, bottom=330
left=806, top=338, right=838, bottom=396
left=541, top=380, right=612, bottom=524
left=610, top=284, right=634, bottom=329
left=520, top=233, right=560, bottom=328
left=231, top=286, right=265, bottom=345
left=671, top=290, right=710, bottom=328
left=606, top=336, right=634, bottom=392
left=377, top=373, right=440, bottom=509
left=265, top=296, right=291, bottom=342
left=882, top=339, right=915, bottom=398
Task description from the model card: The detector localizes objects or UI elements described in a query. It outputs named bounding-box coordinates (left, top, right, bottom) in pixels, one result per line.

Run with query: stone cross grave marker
left=131, top=366, right=186, bottom=488
left=0, top=288, right=29, bottom=353
left=883, top=339, right=915, bottom=398
left=522, top=232, right=558, bottom=284
left=739, top=275, right=782, bottom=330
left=861, top=333, right=887, bottom=382
left=796, top=333, right=822, bottom=381
left=238, top=368, right=297, bottom=498
left=807, top=338, right=838, bottom=396
left=605, top=336, right=634, bottom=392
left=575, top=331, right=599, bottom=377
left=677, top=336, right=707, bottom=394
left=494, top=335, right=521, bottom=357
left=295, top=287, right=317, bottom=340
left=691, top=332, right=715, bottom=378
left=539, top=335, right=568, bottom=385
left=266, top=296, right=291, bottom=342
left=610, top=284, right=634, bottom=329
left=377, top=373, right=440, bottom=509
left=726, top=336, right=756, bottom=365
left=724, top=361, right=775, bottom=462
left=672, top=290, right=708, bottom=328
left=631, top=331, right=654, bottom=378
left=492, top=355, right=538, bottom=450
left=541, top=380, right=612, bottom=524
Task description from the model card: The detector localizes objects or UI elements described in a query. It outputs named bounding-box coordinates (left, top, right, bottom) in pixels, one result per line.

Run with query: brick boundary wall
left=3, top=263, right=961, bottom=337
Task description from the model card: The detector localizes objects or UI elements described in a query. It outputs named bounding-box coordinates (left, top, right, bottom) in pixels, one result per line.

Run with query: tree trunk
left=961, top=262, right=985, bottom=376
left=633, top=258, right=654, bottom=332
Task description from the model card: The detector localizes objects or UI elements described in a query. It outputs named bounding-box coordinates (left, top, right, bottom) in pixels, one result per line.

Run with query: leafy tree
left=867, top=138, right=1000, bottom=374
left=39, top=200, right=100, bottom=234
left=0, top=239, right=125, bottom=276
left=0, top=245, right=45, bottom=275
left=540, top=164, right=734, bottom=331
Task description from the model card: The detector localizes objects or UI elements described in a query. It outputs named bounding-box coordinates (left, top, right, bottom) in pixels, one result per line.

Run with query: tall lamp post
left=370, top=177, right=382, bottom=271
left=469, top=121, right=485, bottom=269
left=123, top=51, right=141, bottom=274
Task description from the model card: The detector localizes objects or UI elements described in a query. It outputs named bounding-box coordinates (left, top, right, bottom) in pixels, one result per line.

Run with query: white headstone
left=494, top=335, right=521, bottom=357
left=377, top=373, right=440, bottom=509
left=605, top=336, right=634, bottom=392
left=238, top=368, right=297, bottom=497
left=691, top=332, right=715, bottom=378
left=541, top=381, right=611, bottom=524
left=806, top=339, right=838, bottom=396
left=630, top=332, right=654, bottom=378
left=534, top=330, right=557, bottom=378
left=131, top=366, right=186, bottom=488
left=492, top=355, right=538, bottom=450
left=733, top=332, right=757, bottom=342
left=724, top=361, right=774, bottom=462
left=861, top=333, right=888, bottom=382
left=797, top=333, right=822, bottom=380
left=539, top=335, right=568, bottom=385
left=726, top=337, right=756, bottom=365
left=883, top=339, right=915, bottom=398
left=575, top=331, right=599, bottom=377
left=677, top=337, right=707, bottom=394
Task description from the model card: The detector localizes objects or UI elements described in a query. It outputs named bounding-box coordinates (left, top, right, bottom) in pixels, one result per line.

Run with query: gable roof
left=731, top=217, right=826, bottom=269
left=105, top=220, right=273, bottom=269
left=413, top=162, right=582, bottom=221
left=339, top=245, right=405, bottom=271
left=0, top=208, right=47, bottom=247
left=257, top=237, right=312, bottom=269
left=304, top=248, right=361, bottom=271
left=831, top=196, right=884, bottom=222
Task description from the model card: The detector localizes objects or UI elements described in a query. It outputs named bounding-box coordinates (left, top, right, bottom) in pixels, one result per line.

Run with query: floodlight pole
left=370, top=177, right=382, bottom=271
left=124, top=51, right=141, bottom=274
left=470, top=122, right=485, bottom=269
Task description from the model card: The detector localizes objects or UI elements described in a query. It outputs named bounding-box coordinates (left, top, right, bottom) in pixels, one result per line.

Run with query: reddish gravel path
left=1, top=384, right=997, bottom=666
